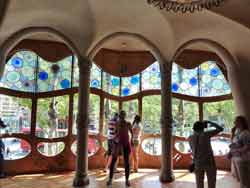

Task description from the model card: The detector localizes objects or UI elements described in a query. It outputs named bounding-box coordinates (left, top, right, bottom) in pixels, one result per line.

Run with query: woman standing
left=107, top=110, right=133, bottom=187
left=229, top=116, right=250, bottom=188
left=131, top=115, right=141, bottom=173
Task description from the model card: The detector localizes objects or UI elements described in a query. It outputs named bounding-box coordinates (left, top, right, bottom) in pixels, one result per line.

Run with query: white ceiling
left=0, top=0, right=250, bottom=64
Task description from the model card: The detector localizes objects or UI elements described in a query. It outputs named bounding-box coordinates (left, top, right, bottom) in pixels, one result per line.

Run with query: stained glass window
left=37, top=57, right=72, bottom=92
left=103, top=72, right=120, bottom=96
left=171, top=62, right=231, bottom=97
left=141, top=62, right=161, bottom=90
left=90, top=63, right=101, bottom=89
left=199, top=61, right=231, bottom=97
left=172, top=63, right=199, bottom=96
left=121, top=75, right=140, bottom=96
left=0, top=51, right=36, bottom=92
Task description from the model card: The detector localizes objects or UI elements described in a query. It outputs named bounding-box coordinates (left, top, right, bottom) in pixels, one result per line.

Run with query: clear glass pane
left=172, top=63, right=199, bottom=96
left=103, top=72, right=120, bottom=96
left=172, top=98, right=199, bottom=137
left=73, top=56, right=79, bottom=87
left=0, top=95, right=31, bottom=134
left=142, top=62, right=161, bottom=90
left=122, top=100, right=139, bottom=122
left=211, top=137, right=230, bottom=156
left=0, top=51, right=36, bottom=92
left=71, top=138, right=100, bottom=157
left=37, top=142, right=65, bottom=157
left=73, top=94, right=100, bottom=134
left=175, top=141, right=191, bottom=154
left=90, top=63, right=101, bottom=89
left=103, top=99, right=119, bottom=135
left=37, top=56, right=72, bottom=92
left=1, top=138, right=31, bottom=160
left=121, top=75, right=140, bottom=96
left=203, top=100, right=235, bottom=133
left=141, top=137, right=161, bottom=156
left=142, top=95, right=161, bottom=134
left=36, top=95, right=69, bottom=138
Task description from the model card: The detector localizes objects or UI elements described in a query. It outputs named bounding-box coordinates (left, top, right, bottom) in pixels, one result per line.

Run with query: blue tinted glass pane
left=199, top=61, right=231, bottom=97
left=142, top=62, right=161, bottom=90
left=103, top=72, right=120, bottom=96
left=0, top=51, right=36, bottom=92
left=90, top=63, right=101, bottom=89
left=37, top=56, right=72, bottom=92
left=121, top=74, right=140, bottom=96
left=171, top=63, right=199, bottom=96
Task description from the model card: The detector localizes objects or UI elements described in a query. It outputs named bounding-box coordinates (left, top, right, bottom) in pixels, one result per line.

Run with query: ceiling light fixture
left=147, top=0, right=225, bottom=13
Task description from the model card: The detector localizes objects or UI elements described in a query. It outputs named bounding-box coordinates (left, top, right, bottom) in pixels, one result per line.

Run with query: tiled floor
left=0, top=169, right=240, bottom=188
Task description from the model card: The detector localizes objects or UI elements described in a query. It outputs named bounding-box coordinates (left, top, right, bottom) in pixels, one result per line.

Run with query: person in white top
left=229, top=116, right=250, bottom=188
left=131, top=115, right=141, bottom=173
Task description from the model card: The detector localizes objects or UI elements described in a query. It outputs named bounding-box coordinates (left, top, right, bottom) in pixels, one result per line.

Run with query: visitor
left=228, top=116, right=250, bottom=188
left=104, top=112, right=119, bottom=172
left=0, top=118, right=7, bottom=178
left=189, top=120, right=223, bottom=188
left=131, top=115, right=141, bottom=173
left=229, top=123, right=241, bottom=181
left=107, top=110, right=133, bottom=187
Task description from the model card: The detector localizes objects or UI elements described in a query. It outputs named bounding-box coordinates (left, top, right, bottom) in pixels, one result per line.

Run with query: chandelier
left=147, top=0, right=225, bottom=13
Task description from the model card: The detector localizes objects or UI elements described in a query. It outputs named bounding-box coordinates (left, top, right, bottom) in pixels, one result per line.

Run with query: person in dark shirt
left=0, top=118, right=7, bottom=178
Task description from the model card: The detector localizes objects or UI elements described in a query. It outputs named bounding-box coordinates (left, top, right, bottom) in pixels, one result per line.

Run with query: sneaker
left=125, top=180, right=131, bottom=187
left=106, top=179, right=112, bottom=186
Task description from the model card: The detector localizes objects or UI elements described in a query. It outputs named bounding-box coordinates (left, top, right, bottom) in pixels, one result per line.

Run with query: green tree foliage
left=142, top=95, right=161, bottom=134
left=203, top=100, right=235, bottom=132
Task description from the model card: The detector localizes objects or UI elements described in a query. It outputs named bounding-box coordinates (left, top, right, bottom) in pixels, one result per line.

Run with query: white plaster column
left=159, top=62, right=175, bottom=182
left=227, top=59, right=250, bottom=124
left=73, top=56, right=91, bottom=187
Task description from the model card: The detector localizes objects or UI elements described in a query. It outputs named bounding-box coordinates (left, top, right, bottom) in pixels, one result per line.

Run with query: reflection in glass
left=71, top=138, right=100, bottom=157
left=142, top=96, right=161, bottom=134
left=0, top=95, right=31, bottom=134
left=141, top=138, right=161, bottom=156
left=36, top=95, right=69, bottom=138
left=1, top=138, right=31, bottom=160
left=37, top=142, right=65, bottom=157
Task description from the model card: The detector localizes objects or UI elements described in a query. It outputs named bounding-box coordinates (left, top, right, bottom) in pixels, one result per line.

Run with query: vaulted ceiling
left=0, top=0, right=250, bottom=66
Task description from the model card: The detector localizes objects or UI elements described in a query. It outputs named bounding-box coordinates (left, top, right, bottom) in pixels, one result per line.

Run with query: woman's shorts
left=132, top=140, right=140, bottom=147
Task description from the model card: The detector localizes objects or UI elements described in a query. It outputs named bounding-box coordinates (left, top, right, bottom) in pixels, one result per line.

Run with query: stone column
left=73, top=56, right=91, bottom=187
left=159, top=62, right=175, bottom=182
